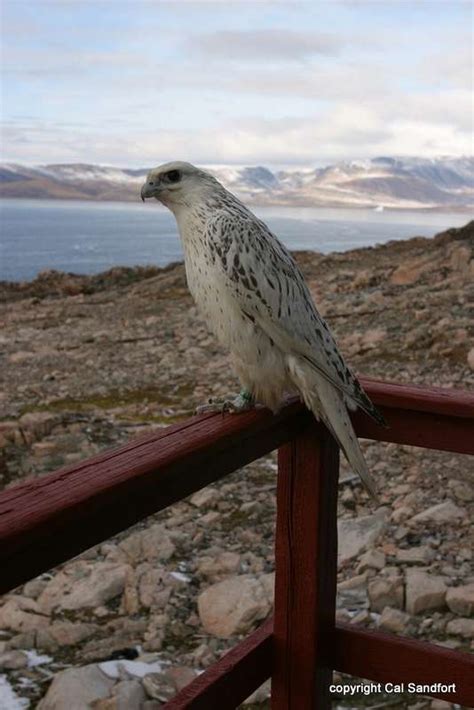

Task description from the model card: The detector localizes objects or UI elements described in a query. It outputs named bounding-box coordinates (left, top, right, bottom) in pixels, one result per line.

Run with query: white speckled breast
left=176, top=208, right=291, bottom=408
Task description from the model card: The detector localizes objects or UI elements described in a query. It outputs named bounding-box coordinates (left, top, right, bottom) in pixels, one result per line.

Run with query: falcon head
left=141, top=161, right=218, bottom=207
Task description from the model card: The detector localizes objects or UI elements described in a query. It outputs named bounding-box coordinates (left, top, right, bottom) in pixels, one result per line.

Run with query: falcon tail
left=288, top=358, right=379, bottom=502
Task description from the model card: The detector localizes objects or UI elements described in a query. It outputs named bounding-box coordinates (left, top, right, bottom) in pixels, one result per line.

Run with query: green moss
left=118, top=412, right=191, bottom=425
left=20, top=384, right=194, bottom=424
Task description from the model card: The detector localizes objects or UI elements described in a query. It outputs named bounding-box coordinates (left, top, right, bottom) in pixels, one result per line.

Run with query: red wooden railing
left=0, top=378, right=473, bottom=708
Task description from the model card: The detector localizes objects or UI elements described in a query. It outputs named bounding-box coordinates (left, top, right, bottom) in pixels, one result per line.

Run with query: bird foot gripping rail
left=0, top=377, right=473, bottom=708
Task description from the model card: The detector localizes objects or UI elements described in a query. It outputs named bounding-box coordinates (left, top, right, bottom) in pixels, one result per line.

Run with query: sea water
left=0, top=198, right=469, bottom=282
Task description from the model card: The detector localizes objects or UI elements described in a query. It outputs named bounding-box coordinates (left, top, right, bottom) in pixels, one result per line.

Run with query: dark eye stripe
left=166, top=170, right=181, bottom=183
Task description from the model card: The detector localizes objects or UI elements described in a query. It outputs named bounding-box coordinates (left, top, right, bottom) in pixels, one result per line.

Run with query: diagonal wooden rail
left=0, top=378, right=473, bottom=707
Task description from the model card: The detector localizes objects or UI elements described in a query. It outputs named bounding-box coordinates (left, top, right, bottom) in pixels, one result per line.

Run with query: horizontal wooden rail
left=0, top=379, right=472, bottom=594
left=359, top=376, right=474, bottom=419
left=161, top=619, right=474, bottom=708
left=0, top=403, right=308, bottom=594
left=165, top=618, right=273, bottom=709
left=356, top=376, right=474, bottom=454
left=352, top=405, right=474, bottom=454
left=331, top=623, right=474, bottom=706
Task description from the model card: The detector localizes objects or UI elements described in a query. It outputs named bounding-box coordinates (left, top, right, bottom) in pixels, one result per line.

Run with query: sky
left=1, top=0, right=472, bottom=168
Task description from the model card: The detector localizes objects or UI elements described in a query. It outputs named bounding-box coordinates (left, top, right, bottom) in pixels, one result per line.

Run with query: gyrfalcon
left=141, top=161, right=385, bottom=498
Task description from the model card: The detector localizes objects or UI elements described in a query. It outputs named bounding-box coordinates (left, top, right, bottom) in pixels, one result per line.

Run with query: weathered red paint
left=164, top=618, right=272, bottom=709
left=272, top=423, right=339, bottom=709
left=332, top=623, right=474, bottom=706
left=359, top=375, right=474, bottom=419
left=0, top=379, right=472, bottom=708
left=0, top=403, right=309, bottom=594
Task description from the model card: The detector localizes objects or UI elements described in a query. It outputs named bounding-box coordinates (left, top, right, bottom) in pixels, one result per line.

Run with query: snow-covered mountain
left=1, top=156, right=472, bottom=210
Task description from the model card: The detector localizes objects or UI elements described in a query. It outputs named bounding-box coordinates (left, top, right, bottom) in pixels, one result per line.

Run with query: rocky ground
left=0, top=222, right=473, bottom=709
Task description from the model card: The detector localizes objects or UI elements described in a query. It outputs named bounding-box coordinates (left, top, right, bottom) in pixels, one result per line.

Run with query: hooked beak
left=141, top=181, right=160, bottom=202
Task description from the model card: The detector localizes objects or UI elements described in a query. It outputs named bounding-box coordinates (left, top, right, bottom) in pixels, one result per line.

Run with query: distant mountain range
left=1, top=156, right=473, bottom=210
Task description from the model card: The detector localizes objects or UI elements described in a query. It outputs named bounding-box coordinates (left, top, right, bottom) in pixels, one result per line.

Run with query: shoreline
left=2, top=194, right=473, bottom=212
left=1, top=221, right=471, bottom=294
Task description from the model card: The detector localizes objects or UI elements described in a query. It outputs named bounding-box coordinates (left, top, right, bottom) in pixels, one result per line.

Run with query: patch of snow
left=39, top=164, right=144, bottom=185
left=169, top=571, right=191, bottom=583
left=348, top=159, right=372, bottom=170
left=2, top=155, right=472, bottom=209
left=99, top=658, right=163, bottom=679
left=0, top=675, right=29, bottom=710
left=24, top=650, right=53, bottom=668
left=15, top=678, right=36, bottom=690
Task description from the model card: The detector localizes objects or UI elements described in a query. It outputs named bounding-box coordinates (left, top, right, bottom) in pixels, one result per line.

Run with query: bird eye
left=166, top=170, right=181, bottom=183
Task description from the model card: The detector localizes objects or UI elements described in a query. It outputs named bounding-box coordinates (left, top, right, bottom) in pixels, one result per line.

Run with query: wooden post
left=272, top=421, right=339, bottom=709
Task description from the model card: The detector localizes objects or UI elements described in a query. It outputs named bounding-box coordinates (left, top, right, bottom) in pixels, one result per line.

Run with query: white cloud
left=419, top=44, right=473, bottom=90
left=3, top=83, right=471, bottom=167
left=2, top=2, right=471, bottom=166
